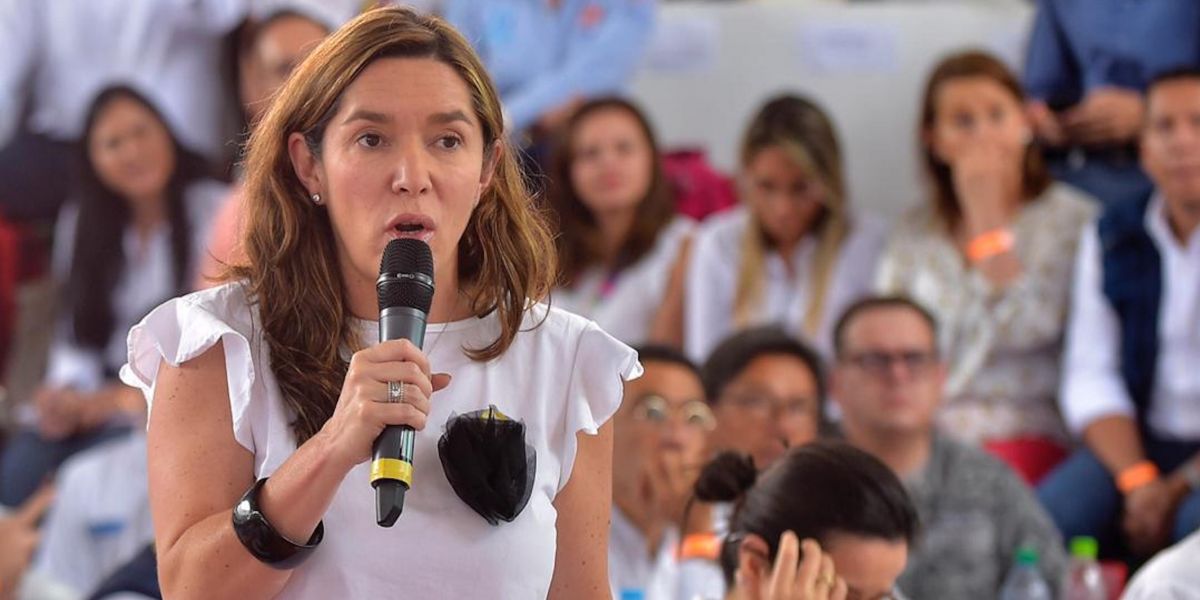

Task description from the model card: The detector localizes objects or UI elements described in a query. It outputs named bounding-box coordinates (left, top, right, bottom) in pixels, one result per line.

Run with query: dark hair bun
left=694, top=451, right=757, bottom=503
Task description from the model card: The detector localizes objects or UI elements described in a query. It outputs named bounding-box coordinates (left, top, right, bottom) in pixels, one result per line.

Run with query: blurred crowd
left=0, top=1, right=1198, bottom=599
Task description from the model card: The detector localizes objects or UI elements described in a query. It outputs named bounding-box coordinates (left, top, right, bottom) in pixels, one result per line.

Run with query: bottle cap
left=1070, top=536, right=1099, bottom=560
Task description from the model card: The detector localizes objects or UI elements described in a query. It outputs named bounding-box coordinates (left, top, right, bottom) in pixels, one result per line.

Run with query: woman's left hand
left=760, top=533, right=848, bottom=600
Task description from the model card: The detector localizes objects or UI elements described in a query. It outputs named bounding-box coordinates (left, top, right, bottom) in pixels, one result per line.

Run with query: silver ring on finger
left=386, top=381, right=405, bottom=404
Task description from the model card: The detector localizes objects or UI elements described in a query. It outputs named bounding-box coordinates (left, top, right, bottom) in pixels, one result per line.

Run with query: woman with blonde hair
left=876, top=50, right=1096, bottom=484
left=685, top=95, right=883, bottom=362
left=120, top=7, right=637, bottom=598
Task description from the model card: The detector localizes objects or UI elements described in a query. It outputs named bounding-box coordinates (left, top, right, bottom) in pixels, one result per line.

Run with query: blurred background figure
left=685, top=95, right=883, bottom=362
left=1024, top=0, right=1200, bottom=206
left=549, top=98, right=691, bottom=348
left=441, top=0, right=656, bottom=175
left=0, top=0, right=244, bottom=224
left=830, top=296, right=1066, bottom=598
left=608, top=345, right=720, bottom=600
left=700, top=326, right=825, bottom=472
left=0, top=86, right=226, bottom=507
left=694, top=442, right=917, bottom=600
left=1039, top=68, right=1200, bottom=561
left=197, top=3, right=333, bottom=287
left=877, top=50, right=1096, bottom=484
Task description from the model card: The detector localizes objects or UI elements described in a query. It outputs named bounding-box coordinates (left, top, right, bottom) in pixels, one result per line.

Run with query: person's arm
left=548, top=421, right=614, bottom=600
left=647, top=234, right=692, bottom=348
left=1022, top=0, right=1079, bottom=107
left=148, top=338, right=441, bottom=599
left=503, top=0, right=655, bottom=132
left=1060, top=225, right=1142, bottom=467
left=990, top=462, right=1068, bottom=588
left=683, top=223, right=731, bottom=363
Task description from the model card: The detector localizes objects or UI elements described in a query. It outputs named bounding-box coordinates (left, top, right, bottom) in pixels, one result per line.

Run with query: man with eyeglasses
left=609, top=345, right=723, bottom=600
left=700, top=326, right=826, bottom=472
left=830, top=296, right=1065, bottom=599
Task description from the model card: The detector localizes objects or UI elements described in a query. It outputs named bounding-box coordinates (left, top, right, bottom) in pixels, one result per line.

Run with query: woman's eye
left=357, top=133, right=382, bottom=148
left=437, top=135, right=463, bottom=150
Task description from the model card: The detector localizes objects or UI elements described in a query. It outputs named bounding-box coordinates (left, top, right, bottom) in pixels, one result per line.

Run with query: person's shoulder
left=1037, top=182, right=1100, bottom=221
left=694, top=207, right=748, bottom=251
left=936, top=436, right=1024, bottom=489
left=526, top=302, right=604, bottom=341
left=166, top=280, right=258, bottom=335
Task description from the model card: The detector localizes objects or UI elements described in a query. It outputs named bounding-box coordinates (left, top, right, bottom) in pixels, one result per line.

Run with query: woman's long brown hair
left=228, top=7, right=557, bottom=444
left=919, top=50, right=1051, bottom=230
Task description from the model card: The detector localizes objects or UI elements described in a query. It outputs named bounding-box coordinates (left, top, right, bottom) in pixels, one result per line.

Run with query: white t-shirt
left=32, top=432, right=152, bottom=598
left=120, top=282, right=641, bottom=599
left=684, top=206, right=884, bottom=362
left=1123, top=530, right=1200, bottom=599
left=553, top=217, right=693, bottom=346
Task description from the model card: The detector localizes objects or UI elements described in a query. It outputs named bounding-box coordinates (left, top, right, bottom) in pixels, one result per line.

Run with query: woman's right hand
left=316, top=339, right=451, bottom=470
left=760, top=532, right=848, bottom=600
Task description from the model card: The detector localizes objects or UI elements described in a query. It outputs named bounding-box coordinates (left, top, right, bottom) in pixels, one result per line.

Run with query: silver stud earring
left=310, top=193, right=322, bottom=205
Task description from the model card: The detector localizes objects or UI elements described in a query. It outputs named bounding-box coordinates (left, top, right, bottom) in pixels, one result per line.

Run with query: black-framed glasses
left=841, top=350, right=938, bottom=378
left=631, top=394, right=716, bottom=431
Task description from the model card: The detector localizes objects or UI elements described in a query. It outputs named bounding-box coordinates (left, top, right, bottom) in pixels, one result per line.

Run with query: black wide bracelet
left=231, top=477, right=324, bottom=570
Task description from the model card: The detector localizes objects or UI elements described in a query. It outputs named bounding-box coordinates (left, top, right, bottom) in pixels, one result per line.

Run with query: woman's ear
left=479, top=140, right=502, bottom=194
left=735, top=533, right=772, bottom=596
left=287, top=132, right=323, bottom=196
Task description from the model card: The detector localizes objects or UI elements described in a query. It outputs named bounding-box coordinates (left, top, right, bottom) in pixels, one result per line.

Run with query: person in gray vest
left=1038, top=68, right=1200, bottom=559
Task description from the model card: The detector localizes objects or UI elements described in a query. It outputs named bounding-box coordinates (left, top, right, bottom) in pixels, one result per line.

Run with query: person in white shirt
left=0, top=86, right=226, bottom=508
left=1038, top=68, right=1200, bottom=559
left=120, top=8, right=635, bottom=598
left=0, top=0, right=243, bottom=221
left=685, top=95, right=883, bottom=362
left=876, top=50, right=1098, bottom=484
left=549, top=97, right=692, bottom=347
left=1123, top=530, right=1200, bottom=599
left=609, top=345, right=722, bottom=600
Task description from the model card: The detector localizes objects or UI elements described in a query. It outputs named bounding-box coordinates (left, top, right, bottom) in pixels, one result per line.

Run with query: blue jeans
left=1037, top=437, right=1200, bottom=551
left=1047, top=153, right=1154, bottom=208
left=0, top=424, right=130, bottom=507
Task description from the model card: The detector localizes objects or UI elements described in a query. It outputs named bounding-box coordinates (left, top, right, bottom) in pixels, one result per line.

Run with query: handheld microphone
left=370, top=238, right=434, bottom=527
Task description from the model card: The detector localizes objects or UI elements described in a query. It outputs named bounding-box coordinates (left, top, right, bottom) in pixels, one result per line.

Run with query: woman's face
left=742, top=145, right=826, bottom=249
left=88, top=95, right=177, bottom=208
left=927, top=76, right=1031, bottom=168
left=289, top=57, right=495, bottom=300
left=823, top=532, right=908, bottom=600
left=568, top=106, right=655, bottom=218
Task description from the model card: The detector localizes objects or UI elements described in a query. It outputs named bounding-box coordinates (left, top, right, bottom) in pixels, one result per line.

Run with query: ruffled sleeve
left=119, top=284, right=259, bottom=455
left=557, top=321, right=643, bottom=492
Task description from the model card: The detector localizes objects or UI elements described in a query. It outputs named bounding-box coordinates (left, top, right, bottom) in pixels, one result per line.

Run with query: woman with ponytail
left=693, top=443, right=918, bottom=600
left=685, top=95, right=883, bottom=362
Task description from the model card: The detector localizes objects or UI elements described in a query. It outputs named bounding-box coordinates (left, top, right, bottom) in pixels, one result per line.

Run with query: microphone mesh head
left=378, top=239, right=434, bottom=312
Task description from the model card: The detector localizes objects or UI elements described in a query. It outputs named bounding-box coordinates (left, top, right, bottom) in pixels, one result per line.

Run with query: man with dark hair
left=701, top=326, right=826, bottom=471
left=609, top=344, right=722, bottom=600
left=1023, top=1, right=1200, bottom=206
left=1039, top=68, right=1200, bottom=558
left=831, top=296, right=1065, bottom=598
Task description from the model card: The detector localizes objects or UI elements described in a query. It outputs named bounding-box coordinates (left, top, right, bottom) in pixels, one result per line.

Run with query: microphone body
left=370, top=240, right=434, bottom=527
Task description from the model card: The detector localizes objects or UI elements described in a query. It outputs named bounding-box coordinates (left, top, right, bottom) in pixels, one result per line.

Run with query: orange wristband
left=678, top=533, right=721, bottom=561
left=966, top=228, right=1015, bottom=264
left=1117, top=461, right=1160, bottom=494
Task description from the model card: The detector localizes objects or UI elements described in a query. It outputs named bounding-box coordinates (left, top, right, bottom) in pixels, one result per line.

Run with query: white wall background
left=628, top=1, right=1035, bottom=222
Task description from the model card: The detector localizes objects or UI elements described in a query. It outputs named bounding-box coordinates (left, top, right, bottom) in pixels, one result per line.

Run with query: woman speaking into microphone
left=119, top=7, right=638, bottom=599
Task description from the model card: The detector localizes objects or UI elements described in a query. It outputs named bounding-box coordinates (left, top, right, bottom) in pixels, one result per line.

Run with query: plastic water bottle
left=1061, top=536, right=1107, bottom=600
left=1000, top=546, right=1053, bottom=600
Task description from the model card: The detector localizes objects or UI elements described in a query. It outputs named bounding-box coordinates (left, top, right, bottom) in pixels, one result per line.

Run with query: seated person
left=1039, top=68, right=1200, bottom=559
left=685, top=95, right=883, bottom=362
left=876, top=50, right=1097, bottom=484
left=0, top=86, right=225, bottom=507
left=548, top=99, right=692, bottom=347
left=696, top=442, right=917, bottom=600
left=701, top=326, right=825, bottom=471
left=830, top=296, right=1066, bottom=598
left=609, top=345, right=720, bottom=600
